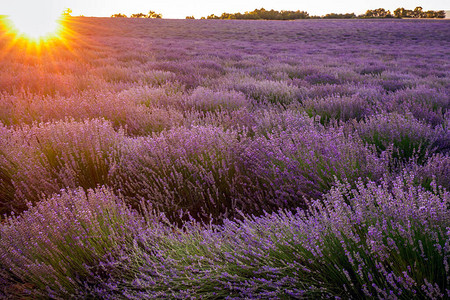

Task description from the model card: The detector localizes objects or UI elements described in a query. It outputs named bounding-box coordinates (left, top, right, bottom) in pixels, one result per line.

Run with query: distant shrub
left=130, top=13, right=147, bottom=18
left=111, top=13, right=127, bottom=18
left=323, top=12, right=356, bottom=19
left=363, top=8, right=393, bottom=18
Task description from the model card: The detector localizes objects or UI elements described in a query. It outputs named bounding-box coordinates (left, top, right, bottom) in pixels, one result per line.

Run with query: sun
left=5, top=7, right=64, bottom=42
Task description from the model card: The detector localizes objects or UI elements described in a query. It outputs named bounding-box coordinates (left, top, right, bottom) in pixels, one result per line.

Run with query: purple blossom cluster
left=0, top=17, right=449, bottom=298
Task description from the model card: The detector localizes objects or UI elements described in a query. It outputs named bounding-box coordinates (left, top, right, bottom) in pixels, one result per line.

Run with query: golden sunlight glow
left=6, top=8, right=64, bottom=42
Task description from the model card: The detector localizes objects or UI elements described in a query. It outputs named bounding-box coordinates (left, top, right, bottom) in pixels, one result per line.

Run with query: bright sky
left=0, top=0, right=448, bottom=19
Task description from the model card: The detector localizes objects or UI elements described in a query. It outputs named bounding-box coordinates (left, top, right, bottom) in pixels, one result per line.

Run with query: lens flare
left=4, top=7, right=65, bottom=42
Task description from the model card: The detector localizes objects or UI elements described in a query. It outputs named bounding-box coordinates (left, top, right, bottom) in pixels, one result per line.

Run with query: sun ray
left=2, top=3, right=67, bottom=45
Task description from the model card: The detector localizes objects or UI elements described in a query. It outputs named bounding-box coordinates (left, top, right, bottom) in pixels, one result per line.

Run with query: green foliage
left=394, top=7, right=446, bottom=18
left=363, top=8, right=393, bottom=18
left=207, top=8, right=309, bottom=20
left=129, top=11, right=162, bottom=19
left=323, top=13, right=356, bottom=19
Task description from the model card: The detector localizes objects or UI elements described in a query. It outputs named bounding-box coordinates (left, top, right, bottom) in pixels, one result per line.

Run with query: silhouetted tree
left=220, top=13, right=234, bottom=19
left=435, top=10, right=446, bottom=18
left=206, top=8, right=308, bottom=20
left=111, top=13, right=127, bottom=18
left=364, top=8, right=392, bottom=18
left=394, top=8, right=406, bottom=18
left=147, top=11, right=162, bottom=18
left=393, top=7, right=445, bottom=18
left=130, top=13, right=147, bottom=18
left=279, top=10, right=309, bottom=20
left=323, top=13, right=356, bottom=19
left=206, top=14, right=220, bottom=19
left=412, top=6, right=423, bottom=18
left=201, top=7, right=444, bottom=20
left=63, top=8, right=72, bottom=16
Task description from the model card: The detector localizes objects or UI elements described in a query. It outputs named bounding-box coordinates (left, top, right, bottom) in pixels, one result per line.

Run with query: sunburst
left=4, top=7, right=65, bottom=42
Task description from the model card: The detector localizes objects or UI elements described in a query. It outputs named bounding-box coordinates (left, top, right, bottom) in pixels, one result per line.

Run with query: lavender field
left=0, top=17, right=449, bottom=298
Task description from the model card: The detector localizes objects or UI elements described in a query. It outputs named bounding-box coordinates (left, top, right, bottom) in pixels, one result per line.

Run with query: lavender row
left=1, top=174, right=448, bottom=298
left=0, top=118, right=388, bottom=220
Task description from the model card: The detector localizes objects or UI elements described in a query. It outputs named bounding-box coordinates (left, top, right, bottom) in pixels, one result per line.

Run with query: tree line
left=196, top=7, right=445, bottom=20
left=111, top=11, right=162, bottom=18
left=326, top=7, right=445, bottom=19
left=392, top=7, right=445, bottom=18
left=203, top=8, right=309, bottom=20
left=109, top=7, right=446, bottom=20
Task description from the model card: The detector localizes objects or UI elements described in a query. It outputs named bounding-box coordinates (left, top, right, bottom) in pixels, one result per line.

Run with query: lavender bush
left=410, top=154, right=450, bottom=191
left=356, top=113, right=448, bottom=163
left=0, top=187, right=143, bottom=298
left=303, top=95, right=371, bottom=124
left=0, top=119, right=124, bottom=212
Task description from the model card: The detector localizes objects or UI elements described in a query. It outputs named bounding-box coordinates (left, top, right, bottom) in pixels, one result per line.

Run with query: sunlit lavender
left=0, top=17, right=449, bottom=298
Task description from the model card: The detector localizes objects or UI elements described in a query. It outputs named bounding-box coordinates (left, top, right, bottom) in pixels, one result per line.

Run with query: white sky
left=1, top=0, right=448, bottom=19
